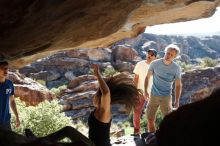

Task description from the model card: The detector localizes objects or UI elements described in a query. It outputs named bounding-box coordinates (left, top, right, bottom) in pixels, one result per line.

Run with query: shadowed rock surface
left=0, top=0, right=219, bottom=68
left=156, top=87, right=220, bottom=146
left=0, top=126, right=94, bottom=146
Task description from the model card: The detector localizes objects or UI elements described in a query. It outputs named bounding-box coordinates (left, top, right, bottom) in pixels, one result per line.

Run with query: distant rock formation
left=8, top=71, right=55, bottom=106
left=116, top=33, right=220, bottom=61
left=19, top=46, right=139, bottom=89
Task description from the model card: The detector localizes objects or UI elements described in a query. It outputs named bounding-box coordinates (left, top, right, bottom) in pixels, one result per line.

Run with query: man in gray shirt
left=144, top=44, right=182, bottom=133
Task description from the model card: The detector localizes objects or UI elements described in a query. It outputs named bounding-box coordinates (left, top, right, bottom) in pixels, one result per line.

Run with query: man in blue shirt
left=144, top=44, right=182, bottom=133
left=0, top=58, right=20, bottom=130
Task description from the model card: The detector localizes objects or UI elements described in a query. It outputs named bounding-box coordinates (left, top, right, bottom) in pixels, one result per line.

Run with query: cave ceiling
left=0, top=0, right=219, bottom=68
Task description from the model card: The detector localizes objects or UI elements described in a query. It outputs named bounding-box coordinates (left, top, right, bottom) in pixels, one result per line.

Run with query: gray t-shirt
left=149, top=58, right=181, bottom=96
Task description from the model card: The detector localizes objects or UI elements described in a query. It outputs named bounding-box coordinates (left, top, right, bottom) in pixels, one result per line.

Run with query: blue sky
left=145, top=7, right=220, bottom=35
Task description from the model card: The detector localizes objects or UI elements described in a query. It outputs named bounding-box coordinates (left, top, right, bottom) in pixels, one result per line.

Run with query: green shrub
left=72, top=120, right=88, bottom=137
left=50, top=85, right=67, bottom=96
left=103, top=67, right=119, bottom=77
left=140, top=111, right=163, bottom=132
left=11, top=98, right=73, bottom=137
left=155, top=111, right=163, bottom=128
left=200, top=57, right=218, bottom=67
left=124, top=111, right=163, bottom=134
left=36, top=80, right=46, bottom=86
left=50, top=87, right=61, bottom=96
left=88, top=68, right=93, bottom=75
left=176, top=60, right=194, bottom=72
left=88, top=66, right=119, bottom=77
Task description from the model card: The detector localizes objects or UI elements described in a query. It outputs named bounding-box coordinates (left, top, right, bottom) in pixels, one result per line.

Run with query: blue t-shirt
left=149, top=58, right=181, bottom=96
left=0, top=79, right=14, bottom=124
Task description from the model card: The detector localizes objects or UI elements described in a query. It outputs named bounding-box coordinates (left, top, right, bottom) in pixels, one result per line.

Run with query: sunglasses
left=147, top=53, right=155, bottom=57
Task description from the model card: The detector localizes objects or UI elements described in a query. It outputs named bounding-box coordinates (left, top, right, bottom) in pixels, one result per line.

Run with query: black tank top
left=88, top=110, right=112, bottom=146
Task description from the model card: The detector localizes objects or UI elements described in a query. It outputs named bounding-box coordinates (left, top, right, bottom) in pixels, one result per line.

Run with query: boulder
left=8, top=71, right=56, bottom=106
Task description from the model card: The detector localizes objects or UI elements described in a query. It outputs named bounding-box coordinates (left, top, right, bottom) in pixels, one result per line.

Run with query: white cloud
left=145, top=7, right=220, bottom=35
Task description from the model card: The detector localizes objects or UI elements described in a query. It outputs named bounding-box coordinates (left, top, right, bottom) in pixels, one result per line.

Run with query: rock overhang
left=0, top=0, right=219, bottom=68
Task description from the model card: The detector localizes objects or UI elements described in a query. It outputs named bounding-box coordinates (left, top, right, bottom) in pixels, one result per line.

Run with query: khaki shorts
left=146, top=95, right=172, bottom=120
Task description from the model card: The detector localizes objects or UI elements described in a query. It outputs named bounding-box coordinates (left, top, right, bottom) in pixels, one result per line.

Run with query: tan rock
left=0, top=0, right=218, bottom=68
left=8, top=71, right=56, bottom=106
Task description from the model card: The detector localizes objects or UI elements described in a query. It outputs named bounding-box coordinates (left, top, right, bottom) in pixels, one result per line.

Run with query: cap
left=147, top=49, right=157, bottom=57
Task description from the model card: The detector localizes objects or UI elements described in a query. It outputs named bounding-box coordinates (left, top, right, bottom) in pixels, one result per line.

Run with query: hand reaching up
left=91, top=64, right=100, bottom=77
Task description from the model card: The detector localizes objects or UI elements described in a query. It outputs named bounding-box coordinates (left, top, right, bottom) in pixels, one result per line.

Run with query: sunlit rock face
left=0, top=0, right=218, bottom=68
left=8, top=71, right=56, bottom=106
